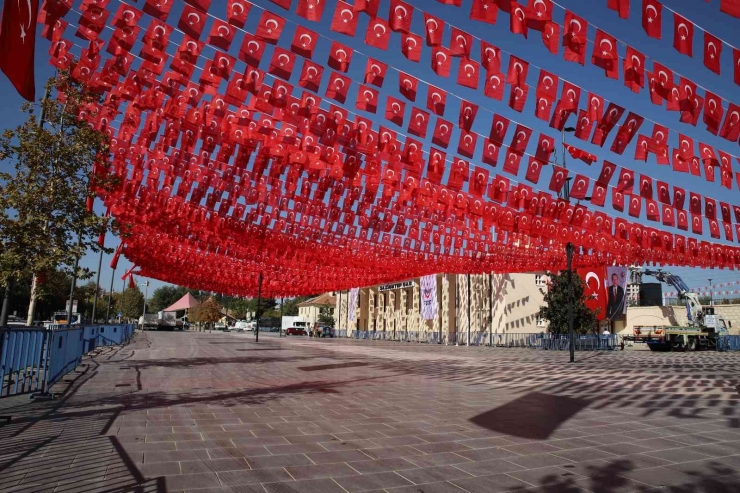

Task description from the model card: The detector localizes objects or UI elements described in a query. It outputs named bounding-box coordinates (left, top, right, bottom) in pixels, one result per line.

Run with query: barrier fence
left=0, top=324, right=134, bottom=399
left=717, top=335, right=740, bottom=352
left=339, top=330, right=624, bottom=351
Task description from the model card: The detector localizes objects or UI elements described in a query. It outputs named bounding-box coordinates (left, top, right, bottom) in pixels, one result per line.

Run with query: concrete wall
left=335, top=273, right=548, bottom=336
left=618, top=304, right=740, bottom=335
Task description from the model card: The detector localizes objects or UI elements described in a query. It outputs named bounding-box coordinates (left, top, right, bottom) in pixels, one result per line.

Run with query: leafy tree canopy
left=119, top=285, right=144, bottom=321
left=191, top=296, right=223, bottom=325
left=537, top=270, right=598, bottom=335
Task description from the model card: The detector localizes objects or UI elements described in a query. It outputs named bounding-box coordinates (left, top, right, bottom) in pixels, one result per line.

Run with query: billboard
left=605, top=267, right=629, bottom=321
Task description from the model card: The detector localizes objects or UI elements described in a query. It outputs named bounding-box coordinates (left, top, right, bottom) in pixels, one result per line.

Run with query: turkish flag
left=525, top=0, right=552, bottom=31
left=459, top=100, right=478, bottom=130
left=507, top=55, right=529, bottom=87
left=298, top=59, right=323, bottom=92
left=431, top=46, right=452, bottom=77
left=356, top=0, right=380, bottom=17
left=563, top=10, right=588, bottom=65
left=676, top=209, right=688, bottom=230
left=356, top=85, right=379, bottom=113
left=424, top=12, right=443, bottom=46
left=541, top=21, right=560, bottom=54
left=591, top=183, right=607, bottom=206
left=330, top=1, right=358, bottom=36
left=451, top=28, right=473, bottom=58
left=389, top=0, right=413, bottom=33
left=509, top=85, right=529, bottom=112
left=548, top=167, right=568, bottom=194
left=457, top=129, right=478, bottom=158
left=703, top=32, right=722, bottom=74
left=484, top=72, right=505, bottom=100
left=624, top=46, right=646, bottom=93
left=179, top=4, right=207, bottom=39
left=574, top=110, right=593, bottom=140
left=457, top=59, right=480, bottom=89
left=705, top=197, right=717, bottom=219
left=481, top=40, right=502, bottom=72
left=385, top=96, right=405, bottom=126
left=509, top=124, right=532, bottom=153
left=525, top=157, right=544, bottom=183
left=577, top=267, right=607, bottom=320
left=398, top=72, right=418, bottom=101
left=628, top=195, right=642, bottom=218
left=510, top=4, right=528, bottom=37
left=364, top=58, right=387, bottom=87
left=327, top=41, right=353, bottom=73
left=642, top=0, right=662, bottom=38
left=365, top=18, right=390, bottom=50
left=326, top=72, right=351, bottom=104
left=691, top=214, right=703, bottom=235
left=673, top=13, right=693, bottom=56
left=607, top=0, right=630, bottom=18
left=207, top=18, right=236, bottom=51
left=662, top=204, right=675, bottom=226
left=592, top=29, right=619, bottom=79
left=290, top=26, right=318, bottom=58
left=402, top=33, right=422, bottom=62
left=296, top=0, right=325, bottom=22
left=471, top=0, right=498, bottom=24
left=268, top=47, right=296, bottom=80
left=612, top=189, right=625, bottom=211
left=535, top=96, right=554, bottom=122
left=255, top=11, right=285, bottom=44
left=734, top=48, right=740, bottom=85
left=432, top=118, right=453, bottom=147
left=490, top=114, right=510, bottom=143
left=570, top=174, right=590, bottom=199
left=503, top=148, right=523, bottom=175
left=720, top=103, right=740, bottom=142
left=704, top=91, right=724, bottom=135
left=427, top=85, right=447, bottom=115
left=721, top=0, right=740, bottom=18
left=482, top=139, right=501, bottom=166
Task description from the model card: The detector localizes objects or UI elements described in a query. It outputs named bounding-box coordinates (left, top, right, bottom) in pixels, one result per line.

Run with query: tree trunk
left=26, top=275, right=40, bottom=326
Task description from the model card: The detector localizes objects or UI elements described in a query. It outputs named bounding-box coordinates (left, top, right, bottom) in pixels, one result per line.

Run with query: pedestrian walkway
left=1, top=331, right=740, bottom=493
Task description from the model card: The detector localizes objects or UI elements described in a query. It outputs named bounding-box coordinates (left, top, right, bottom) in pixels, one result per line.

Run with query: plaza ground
left=1, top=331, right=740, bottom=493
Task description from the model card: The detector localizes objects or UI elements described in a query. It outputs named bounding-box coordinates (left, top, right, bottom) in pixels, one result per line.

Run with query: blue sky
left=1, top=0, right=740, bottom=297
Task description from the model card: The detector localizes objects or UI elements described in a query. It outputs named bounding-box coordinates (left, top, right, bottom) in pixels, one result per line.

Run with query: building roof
left=297, top=293, right=336, bottom=308
left=163, top=293, right=200, bottom=312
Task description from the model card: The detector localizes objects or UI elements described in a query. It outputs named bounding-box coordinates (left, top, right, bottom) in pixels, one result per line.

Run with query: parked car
left=286, top=327, right=307, bottom=336
left=214, top=323, right=227, bottom=331
left=319, top=326, right=335, bottom=338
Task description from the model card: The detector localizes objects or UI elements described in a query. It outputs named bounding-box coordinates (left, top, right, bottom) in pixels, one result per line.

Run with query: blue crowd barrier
left=0, top=324, right=135, bottom=398
left=717, top=335, right=740, bottom=352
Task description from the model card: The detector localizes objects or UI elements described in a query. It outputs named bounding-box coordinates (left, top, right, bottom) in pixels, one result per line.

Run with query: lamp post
left=708, top=278, right=713, bottom=307
left=557, top=127, right=577, bottom=363
left=141, top=280, right=150, bottom=329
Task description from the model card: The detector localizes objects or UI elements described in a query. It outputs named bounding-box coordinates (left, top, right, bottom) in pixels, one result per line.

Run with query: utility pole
left=467, top=274, right=471, bottom=346
left=141, top=280, right=150, bottom=330
left=255, top=272, right=263, bottom=343
left=106, top=266, right=116, bottom=323
left=708, top=278, right=713, bottom=307
left=91, top=247, right=104, bottom=323
left=559, top=126, right=577, bottom=363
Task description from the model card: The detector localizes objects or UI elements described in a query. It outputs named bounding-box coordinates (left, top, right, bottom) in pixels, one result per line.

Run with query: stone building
left=333, top=273, right=549, bottom=341
left=297, top=293, right=336, bottom=327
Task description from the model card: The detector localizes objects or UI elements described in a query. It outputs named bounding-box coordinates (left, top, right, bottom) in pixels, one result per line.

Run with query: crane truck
left=627, top=269, right=730, bottom=351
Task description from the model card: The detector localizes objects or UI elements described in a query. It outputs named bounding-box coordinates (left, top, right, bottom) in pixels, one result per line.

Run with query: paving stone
left=261, top=478, right=348, bottom=493
left=334, top=471, right=413, bottom=492
left=285, top=462, right=360, bottom=480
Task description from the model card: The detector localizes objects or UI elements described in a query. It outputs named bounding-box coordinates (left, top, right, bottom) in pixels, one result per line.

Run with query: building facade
left=298, top=293, right=336, bottom=327
left=333, top=273, right=549, bottom=340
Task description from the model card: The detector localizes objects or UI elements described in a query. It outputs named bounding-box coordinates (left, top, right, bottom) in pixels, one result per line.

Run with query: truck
left=138, top=311, right=179, bottom=330
left=281, top=316, right=310, bottom=334
left=627, top=269, right=731, bottom=351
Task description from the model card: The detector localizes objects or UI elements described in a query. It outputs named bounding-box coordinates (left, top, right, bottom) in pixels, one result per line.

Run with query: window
left=536, top=317, right=547, bottom=327
left=535, top=275, right=548, bottom=287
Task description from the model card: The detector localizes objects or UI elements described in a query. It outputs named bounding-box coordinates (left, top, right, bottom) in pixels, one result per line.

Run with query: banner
left=605, top=267, right=629, bottom=321
left=348, top=288, right=358, bottom=322
left=577, top=267, right=607, bottom=320
left=420, top=275, right=438, bottom=320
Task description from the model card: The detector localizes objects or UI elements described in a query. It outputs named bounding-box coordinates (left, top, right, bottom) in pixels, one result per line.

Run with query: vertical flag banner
left=605, top=266, right=629, bottom=321
left=0, top=0, right=39, bottom=101
left=577, top=267, right=608, bottom=320
left=348, top=288, right=359, bottom=322
left=420, top=274, right=438, bottom=320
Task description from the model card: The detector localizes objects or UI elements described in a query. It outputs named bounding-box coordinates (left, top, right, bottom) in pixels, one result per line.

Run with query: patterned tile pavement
left=1, top=330, right=740, bottom=493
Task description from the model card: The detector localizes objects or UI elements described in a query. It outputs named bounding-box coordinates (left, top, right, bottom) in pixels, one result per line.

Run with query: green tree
left=318, top=310, right=335, bottom=328
left=537, top=270, right=598, bottom=335
left=191, top=296, right=223, bottom=330
left=119, top=286, right=145, bottom=321
left=0, top=74, right=116, bottom=325
left=148, top=285, right=192, bottom=313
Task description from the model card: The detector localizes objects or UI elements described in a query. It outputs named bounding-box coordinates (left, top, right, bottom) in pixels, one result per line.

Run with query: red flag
left=642, top=0, right=662, bottom=39
left=592, top=103, right=625, bottom=146
left=611, top=113, right=644, bottom=155
left=269, top=47, right=296, bottom=80
left=624, top=46, right=645, bottom=93
left=548, top=167, right=568, bottom=194
left=365, top=18, right=390, bottom=50
left=510, top=4, right=528, bottom=37
left=616, top=167, right=635, bottom=192
left=0, top=0, right=39, bottom=100
left=691, top=214, right=703, bottom=235
left=673, top=13, right=694, bottom=56
left=355, top=0, right=380, bottom=17
left=364, top=58, right=387, bottom=87
left=509, top=85, right=529, bottom=112
left=720, top=103, right=740, bottom=142
left=563, top=10, right=588, bottom=65
left=703, top=32, right=722, bottom=74
left=450, top=28, right=473, bottom=58
left=483, top=72, right=505, bottom=100
left=541, top=21, right=560, bottom=54
left=326, top=72, right=351, bottom=103
left=457, top=130, right=477, bottom=158
left=535, top=95, right=554, bottom=122
left=490, top=114, right=510, bottom=143
left=598, top=161, right=617, bottom=185
left=459, top=99, right=478, bottom=130
left=291, top=25, right=318, bottom=58
left=328, top=41, right=353, bottom=73
left=525, top=157, right=544, bottom=183
left=592, top=29, right=619, bottom=79
left=720, top=0, right=740, bottom=18
left=389, top=0, right=413, bottom=33
left=408, top=107, right=430, bottom=139
left=507, top=56, right=529, bottom=87
left=525, top=0, right=552, bottom=31
left=536, top=134, right=555, bottom=162
left=591, top=183, right=607, bottom=206
left=385, top=96, right=405, bottom=126
left=607, top=0, right=630, bottom=19
left=612, top=189, right=625, bottom=212
left=628, top=195, right=642, bottom=218
left=424, top=13, right=444, bottom=46
left=574, top=110, right=594, bottom=140
left=481, top=41, right=502, bottom=72
left=509, top=124, right=532, bottom=153
left=179, top=4, right=207, bottom=39
left=255, top=11, right=285, bottom=44
left=704, top=91, right=724, bottom=135
left=296, top=0, right=326, bottom=22
left=457, top=59, right=480, bottom=89
left=432, top=118, right=453, bottom=147
left=402, top=33, right=422, bottom=62
left=431, top=47, right=452, bottom=77
left=483, top=139, right=501, bottom=166
left=734, top=48, right=740, bottom=85
left=470, top=0, right=498, bottom=24
left=427, top=85, right=447, bottom=115
left=570, top=174, right=590, bottom=199
left=536, top=70, right=559, bottom=100
left=503, top=147, right=523, bottom=175
left=330, top=1, right=358, bottom=36
left=399, top=72, right=418, bottom=101
left=207, top=19, right=235, bottom=51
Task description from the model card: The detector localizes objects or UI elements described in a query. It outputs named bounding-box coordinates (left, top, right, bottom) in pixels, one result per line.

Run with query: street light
left=709, top=278, right=713, bottom=307
left=141, top=280, right=150, bottom=328
left=559, top=126, right=577, bottom=363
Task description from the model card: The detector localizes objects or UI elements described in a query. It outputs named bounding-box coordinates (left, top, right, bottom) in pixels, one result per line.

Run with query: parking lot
left=1, top=330, right=740, bottom=492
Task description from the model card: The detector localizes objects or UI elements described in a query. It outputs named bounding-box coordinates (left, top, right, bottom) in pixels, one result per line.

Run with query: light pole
left=559, top=127, right=577, bottom=363
left=141, top=280, right=150, bottom=329
left=708, top=278, right=713, bottom=307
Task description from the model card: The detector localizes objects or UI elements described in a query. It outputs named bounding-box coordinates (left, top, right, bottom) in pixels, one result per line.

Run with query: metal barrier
left=717, top=335, right=740, bottom=352
left=0, top=324, right=135, bottom=398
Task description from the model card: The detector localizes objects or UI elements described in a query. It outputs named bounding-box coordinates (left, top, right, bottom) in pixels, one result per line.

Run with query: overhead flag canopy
left=18, top=0, right=740, bottom=298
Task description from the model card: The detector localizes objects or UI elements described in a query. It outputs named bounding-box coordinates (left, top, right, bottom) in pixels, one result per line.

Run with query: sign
left=605, top=267, right=628, bottom=321
left=420, top=275, right=438, bottom=320
left=348, top=288, right=359, bottom=322
left=705, top=314, right=717, bottom=328
left=379, top=281, right=415, bottom=291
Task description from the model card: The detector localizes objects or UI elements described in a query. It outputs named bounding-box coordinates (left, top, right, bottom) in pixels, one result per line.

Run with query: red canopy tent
left=163, top=293, right=200, bottom=312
